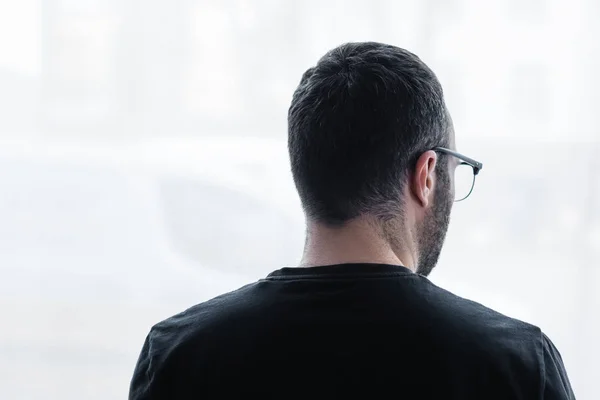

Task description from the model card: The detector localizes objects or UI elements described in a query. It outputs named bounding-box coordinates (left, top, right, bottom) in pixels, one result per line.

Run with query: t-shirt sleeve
left=541, top=333, right=576, bottom=399
left=129, top=329, right=177, bottom=400
left=129, top=331, right=155, bottom=400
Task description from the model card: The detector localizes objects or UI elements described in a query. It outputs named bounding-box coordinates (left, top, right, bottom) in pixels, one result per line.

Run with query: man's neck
left=299, top=218, right=416, bottom=272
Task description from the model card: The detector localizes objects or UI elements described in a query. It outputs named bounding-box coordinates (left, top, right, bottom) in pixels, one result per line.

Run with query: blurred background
left=0, top=0, right=598, bottom=398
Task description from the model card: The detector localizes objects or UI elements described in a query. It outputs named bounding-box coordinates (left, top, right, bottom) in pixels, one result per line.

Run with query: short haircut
left=288, top=42, right=450, bottom=225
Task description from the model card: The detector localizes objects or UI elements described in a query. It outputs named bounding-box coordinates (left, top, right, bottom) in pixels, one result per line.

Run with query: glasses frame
left=433, top=147, right=483, bottom=202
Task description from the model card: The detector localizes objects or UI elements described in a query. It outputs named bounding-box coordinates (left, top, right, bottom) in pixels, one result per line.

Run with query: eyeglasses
left=433, top=147, right=483, bottom=202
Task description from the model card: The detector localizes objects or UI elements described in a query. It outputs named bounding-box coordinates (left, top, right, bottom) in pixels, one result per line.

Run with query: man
left=129, top=42, right=575, bottom=399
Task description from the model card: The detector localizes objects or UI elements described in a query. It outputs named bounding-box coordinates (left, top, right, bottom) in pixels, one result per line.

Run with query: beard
left=415, top=168, right=453, bottom=277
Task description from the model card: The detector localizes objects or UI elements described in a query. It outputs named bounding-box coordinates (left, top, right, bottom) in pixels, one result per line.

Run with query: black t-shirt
left=129, top=264, right=575, bottom=399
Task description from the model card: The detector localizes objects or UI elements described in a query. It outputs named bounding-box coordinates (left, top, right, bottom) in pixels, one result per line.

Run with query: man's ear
left=410, top=150, right=438, bottom=208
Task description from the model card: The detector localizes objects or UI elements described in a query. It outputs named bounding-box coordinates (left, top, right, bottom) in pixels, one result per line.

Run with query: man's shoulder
left=151, top=280, right=262, bottom=340
left=416, top=277, right=544, bottom=357
left=129, top=282, right=267, bottom=398
left=418, top=279, right=575, bottom=397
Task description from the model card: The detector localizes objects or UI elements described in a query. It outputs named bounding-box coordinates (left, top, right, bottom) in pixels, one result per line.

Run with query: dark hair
left=288, top=42, right=450, bottom=226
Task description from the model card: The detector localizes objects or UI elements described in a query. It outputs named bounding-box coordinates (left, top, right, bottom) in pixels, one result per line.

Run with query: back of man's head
left=288, top=42, right=450, bottom=226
